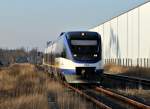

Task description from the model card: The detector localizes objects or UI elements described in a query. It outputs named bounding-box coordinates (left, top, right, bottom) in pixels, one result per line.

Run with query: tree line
left=0, top=48, right=43, bottom=66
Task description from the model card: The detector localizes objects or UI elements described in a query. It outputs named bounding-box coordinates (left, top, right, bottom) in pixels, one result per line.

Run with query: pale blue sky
left=0, top=0, right=147, bottom=50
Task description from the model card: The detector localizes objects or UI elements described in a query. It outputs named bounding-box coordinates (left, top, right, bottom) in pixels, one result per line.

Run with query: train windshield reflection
left=71, top=40, right=97, bottom=46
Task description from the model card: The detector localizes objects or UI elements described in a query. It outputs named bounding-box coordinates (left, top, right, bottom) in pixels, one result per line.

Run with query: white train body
left=44, top=31, right=103, bottom=83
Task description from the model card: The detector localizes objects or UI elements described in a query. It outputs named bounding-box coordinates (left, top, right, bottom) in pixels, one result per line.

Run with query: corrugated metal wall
left=90, top=2, right=150, bottom=67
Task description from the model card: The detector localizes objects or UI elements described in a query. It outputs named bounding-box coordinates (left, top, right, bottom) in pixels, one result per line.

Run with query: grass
left=104, top=64, right=128, bottom=74
left=47, top=80, right=97, bottom=109
left=0, top=63, right=48, bottom=109
left=0, top=63, right=97, bottom=109
left=0, top=94, right=47, bottom=109
left=104, top=64, right=150, bottom=79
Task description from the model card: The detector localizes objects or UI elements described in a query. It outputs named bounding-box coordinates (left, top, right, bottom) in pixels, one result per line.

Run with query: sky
left=0, top=0, right=148, bottom=51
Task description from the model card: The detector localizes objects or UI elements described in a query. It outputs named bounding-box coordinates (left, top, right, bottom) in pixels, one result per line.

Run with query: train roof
left=59, top=31, right=100, bottom=37
left=46, top=31, right=100, bottom=48
left=65, top=31, right=98, bottom=35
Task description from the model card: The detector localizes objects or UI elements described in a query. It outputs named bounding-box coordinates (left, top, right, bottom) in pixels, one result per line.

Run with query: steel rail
left=94, top=86, right=150, bottom=109
left=103, top=73, right=150, bottom=86
left=63, top=82, right=111, bottom=109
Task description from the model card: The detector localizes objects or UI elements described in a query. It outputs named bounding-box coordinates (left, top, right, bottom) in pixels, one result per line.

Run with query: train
left=43, top=31, right=103, bottom=83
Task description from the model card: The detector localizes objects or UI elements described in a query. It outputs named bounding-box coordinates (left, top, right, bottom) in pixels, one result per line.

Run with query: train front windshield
left=68, top=34, right=101, bottom=62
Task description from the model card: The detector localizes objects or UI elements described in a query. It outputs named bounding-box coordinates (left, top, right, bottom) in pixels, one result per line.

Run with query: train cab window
left=70, top=39, right=101, bottom=62
left=71, top=40, right=97, bottom=46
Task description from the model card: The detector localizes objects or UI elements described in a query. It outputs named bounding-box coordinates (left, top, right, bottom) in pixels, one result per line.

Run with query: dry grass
left=0, top=94, right=48, bottom=109
left=104, top=64, right=129, bottom=74
left=104, top=64, right=150, bottom=79
left=0, top=63, right=48, bottom=109
left=47, top=81, right=96, bottom=109
left=0, top=63, right=97, bottom=109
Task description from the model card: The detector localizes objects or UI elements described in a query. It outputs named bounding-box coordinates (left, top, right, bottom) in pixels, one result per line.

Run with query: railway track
left=61, top=81, right=150, bottom=109
left=103, top=73, right=150, bottom=88
left=45, top=69, right=150, bottom=108
left=63, top=82, right=111, bottom=109
left=94, top=86, right=150, bottom=109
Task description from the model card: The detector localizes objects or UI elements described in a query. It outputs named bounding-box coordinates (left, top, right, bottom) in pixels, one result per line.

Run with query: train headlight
left=81, top=69, right=85, bottom=75
left=73, top=54, right=77, bottom=57
left=94, top=54, right=97, bottom=57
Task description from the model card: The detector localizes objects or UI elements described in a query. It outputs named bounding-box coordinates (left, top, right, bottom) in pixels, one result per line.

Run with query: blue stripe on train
left=59, top=69, right=76, bottom=75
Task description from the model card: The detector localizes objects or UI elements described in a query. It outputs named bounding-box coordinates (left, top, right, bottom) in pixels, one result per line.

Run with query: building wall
left=90, top=1, right=150, bottom=67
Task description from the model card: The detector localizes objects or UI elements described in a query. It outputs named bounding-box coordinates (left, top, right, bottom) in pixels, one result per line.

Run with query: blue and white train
left=43, top=31, right=103, bottom=83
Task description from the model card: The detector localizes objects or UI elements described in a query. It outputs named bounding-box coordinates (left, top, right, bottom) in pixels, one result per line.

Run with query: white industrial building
left=90, top=1, right=150, bottom=67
